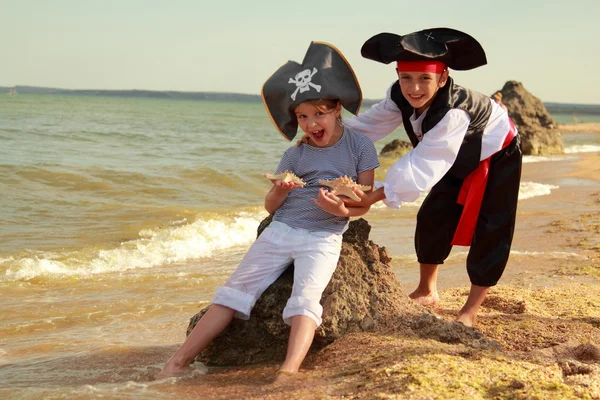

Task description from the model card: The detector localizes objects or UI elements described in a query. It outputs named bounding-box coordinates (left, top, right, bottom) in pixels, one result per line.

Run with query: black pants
left=414, top=135, right=522, bottom=286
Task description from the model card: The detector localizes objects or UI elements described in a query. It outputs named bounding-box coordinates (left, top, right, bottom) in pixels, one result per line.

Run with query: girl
left=160, top=41, right=379, bottom=377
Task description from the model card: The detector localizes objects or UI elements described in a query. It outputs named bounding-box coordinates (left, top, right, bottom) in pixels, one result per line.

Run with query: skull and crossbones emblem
left=288, top=68, right=321, bottom=101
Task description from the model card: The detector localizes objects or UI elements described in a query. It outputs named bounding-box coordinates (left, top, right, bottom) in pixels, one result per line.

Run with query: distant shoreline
left=2, top=85, right=599, bottom=115
left=559, top=122, right=600, bottom=133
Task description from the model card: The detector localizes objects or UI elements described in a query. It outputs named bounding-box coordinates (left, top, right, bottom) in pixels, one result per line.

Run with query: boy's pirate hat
left=361, top=28, right=486, bottom=71
left=262, top=41, right=362, bottom=141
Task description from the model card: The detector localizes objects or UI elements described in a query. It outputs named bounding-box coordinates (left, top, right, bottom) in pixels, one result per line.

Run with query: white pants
left=212, top=221, right=343, bottom=326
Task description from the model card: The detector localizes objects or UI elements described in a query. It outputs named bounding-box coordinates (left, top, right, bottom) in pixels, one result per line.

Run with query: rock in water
left=499, top=81, right=564, bottom=155
left=379, top=139, right=412, bottom=158
left=186, top=217, right=421, bottom=366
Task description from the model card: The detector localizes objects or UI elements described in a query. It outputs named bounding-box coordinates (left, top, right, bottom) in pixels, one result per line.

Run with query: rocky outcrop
left=186, top=217, right=422, bottom=366
left=185, top=217, right=503, bottom=366
left=499, top=81, right=564, bottom=155
left=379, top=139, right=412, bottom=158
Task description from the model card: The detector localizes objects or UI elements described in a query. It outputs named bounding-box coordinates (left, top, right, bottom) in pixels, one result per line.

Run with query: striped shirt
left=272, top=127, right=380, bottom=233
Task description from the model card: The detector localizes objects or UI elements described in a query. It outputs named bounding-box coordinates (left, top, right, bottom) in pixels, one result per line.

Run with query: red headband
left=396, top=61, right=446, bottom=74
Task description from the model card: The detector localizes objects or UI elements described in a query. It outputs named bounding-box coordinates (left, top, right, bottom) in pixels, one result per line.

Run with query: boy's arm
left=349, top=185, right=386, bottom=209
left=297, top=84, right=404, bottom=147
left=343, top=84, right=404, bottom=142
left=348, top=109, right=471, bottom=209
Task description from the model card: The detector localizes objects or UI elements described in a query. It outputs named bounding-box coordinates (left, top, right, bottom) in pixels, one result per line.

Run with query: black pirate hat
left=261, top=41, right=362, bottom=141
left=361, top=28, right=486, bottom=70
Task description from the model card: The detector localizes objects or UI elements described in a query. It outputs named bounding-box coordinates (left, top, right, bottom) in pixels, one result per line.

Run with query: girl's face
left=295, top=101, right=343, bottom=147
left=397, top=70, right=448, bottom=115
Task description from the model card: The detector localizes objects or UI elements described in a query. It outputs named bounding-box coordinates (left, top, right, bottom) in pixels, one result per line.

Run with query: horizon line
left=2, top=84, right=599, bottom=107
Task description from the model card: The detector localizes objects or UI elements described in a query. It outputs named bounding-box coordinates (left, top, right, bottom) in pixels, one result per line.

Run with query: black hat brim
left=361, top=28, right=486, bottom=71
left=262, top=42, right=362, bottom=141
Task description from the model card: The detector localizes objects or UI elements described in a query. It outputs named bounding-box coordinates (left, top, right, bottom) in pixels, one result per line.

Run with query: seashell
left=265, top=170, right=306, bottom=185
left=318, top=176, right=371, bottom=201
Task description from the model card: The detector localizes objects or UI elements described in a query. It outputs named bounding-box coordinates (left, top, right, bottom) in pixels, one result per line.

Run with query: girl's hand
left=311, top=188, right=348, bottom=217
left=268, top=177, right=304, bottom=192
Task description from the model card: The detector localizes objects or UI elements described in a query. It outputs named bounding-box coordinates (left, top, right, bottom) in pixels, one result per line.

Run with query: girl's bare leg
left=159, top=304, right=236, bottom=378
left=278, top=315, right=317, bottom=374
left=408, top=263, right=440, bottom=306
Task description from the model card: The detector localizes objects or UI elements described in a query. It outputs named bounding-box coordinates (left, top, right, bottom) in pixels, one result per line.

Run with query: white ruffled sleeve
left=380, top=109, right=470, bottom=208
left=343, top=83, right=404, bottom=142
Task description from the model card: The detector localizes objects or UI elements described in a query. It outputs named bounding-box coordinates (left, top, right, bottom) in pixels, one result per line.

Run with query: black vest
left=390, top=77, right=492, bottom=180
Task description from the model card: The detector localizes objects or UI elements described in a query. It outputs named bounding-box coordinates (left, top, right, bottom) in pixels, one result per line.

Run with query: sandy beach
left=156, top=153, right=600, bottom=399
left=46, top=152, right=596, bottom=400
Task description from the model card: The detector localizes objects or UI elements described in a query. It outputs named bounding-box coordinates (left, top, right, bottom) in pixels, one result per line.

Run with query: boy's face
left=397, top=70, right=448, bottom=114
left=295, top=102, right=342, bottom=147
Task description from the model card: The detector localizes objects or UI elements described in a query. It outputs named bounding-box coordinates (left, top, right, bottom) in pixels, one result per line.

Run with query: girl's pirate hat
left=261, top=41, right=362, bottom=141
left=361, top=28, right=486, bottom=71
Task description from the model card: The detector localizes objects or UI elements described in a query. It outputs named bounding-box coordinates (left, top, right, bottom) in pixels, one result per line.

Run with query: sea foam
left=2, top=211, right=267, bottom=282
left=519, top=181, right=559, bottom=200
left=564, top=144, right=600, bottom=153
left=522, top=144, right=600, bottom=163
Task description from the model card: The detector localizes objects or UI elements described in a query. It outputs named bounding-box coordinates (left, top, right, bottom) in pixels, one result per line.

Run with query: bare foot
left=157, top=359, right=189, bottom=379
left=456, top=312, right=475, bottom=327
left=409, top=289, right=439, bottom=307
left=271, top=369, right=299, bottom=385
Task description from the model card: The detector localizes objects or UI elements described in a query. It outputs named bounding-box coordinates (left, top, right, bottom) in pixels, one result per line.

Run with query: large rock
left=379, top=139, right=412, bottom=158
left=499, top=81, right=564, bottom=155
left=186, top=217, right=422, bottom=366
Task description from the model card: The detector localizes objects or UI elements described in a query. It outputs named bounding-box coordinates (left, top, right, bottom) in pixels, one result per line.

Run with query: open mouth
left=311, top=129, right=325, bottom=141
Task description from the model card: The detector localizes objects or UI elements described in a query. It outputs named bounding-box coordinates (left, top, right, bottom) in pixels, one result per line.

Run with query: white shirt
left=344, top=83, right=513, bottom=208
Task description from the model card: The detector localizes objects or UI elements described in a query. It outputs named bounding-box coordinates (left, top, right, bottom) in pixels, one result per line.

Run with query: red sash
left=451, top=119, right=517, bottom=246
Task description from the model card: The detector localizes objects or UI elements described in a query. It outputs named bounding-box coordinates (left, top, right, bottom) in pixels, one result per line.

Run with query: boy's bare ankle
left=456, top=311, right=476, bottom=327
left=408, top=288, right=439, bottom=306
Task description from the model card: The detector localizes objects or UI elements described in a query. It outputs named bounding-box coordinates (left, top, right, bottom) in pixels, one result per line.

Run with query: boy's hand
left=296, top=134, right=311, bottom=147
left=341, top=187, right=368, bottom=207
left=312, top=188, right=348, bottom=217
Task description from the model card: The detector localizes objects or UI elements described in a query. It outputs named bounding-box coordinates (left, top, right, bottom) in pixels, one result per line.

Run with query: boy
left=344, top=28, right=522, bottom=327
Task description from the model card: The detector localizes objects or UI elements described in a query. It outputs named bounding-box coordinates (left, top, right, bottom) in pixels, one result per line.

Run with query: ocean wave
left=509, top=250, right=585, bottom=258
left=522, top=144, right=600, bottom=163
left=519, top=181, right=559, bottom=200
left=2, top=211, right=267, bottom=282
left=564, top=144, right=600, bottom=153
left=522, top=155, right=567, bottom=163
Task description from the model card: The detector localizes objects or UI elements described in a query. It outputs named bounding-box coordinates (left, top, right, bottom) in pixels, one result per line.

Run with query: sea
left=1, top=94, right=600, bottom=399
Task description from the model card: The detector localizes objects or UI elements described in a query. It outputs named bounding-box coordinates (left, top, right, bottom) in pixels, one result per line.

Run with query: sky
left=1, top=0, right=599, bottom=104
